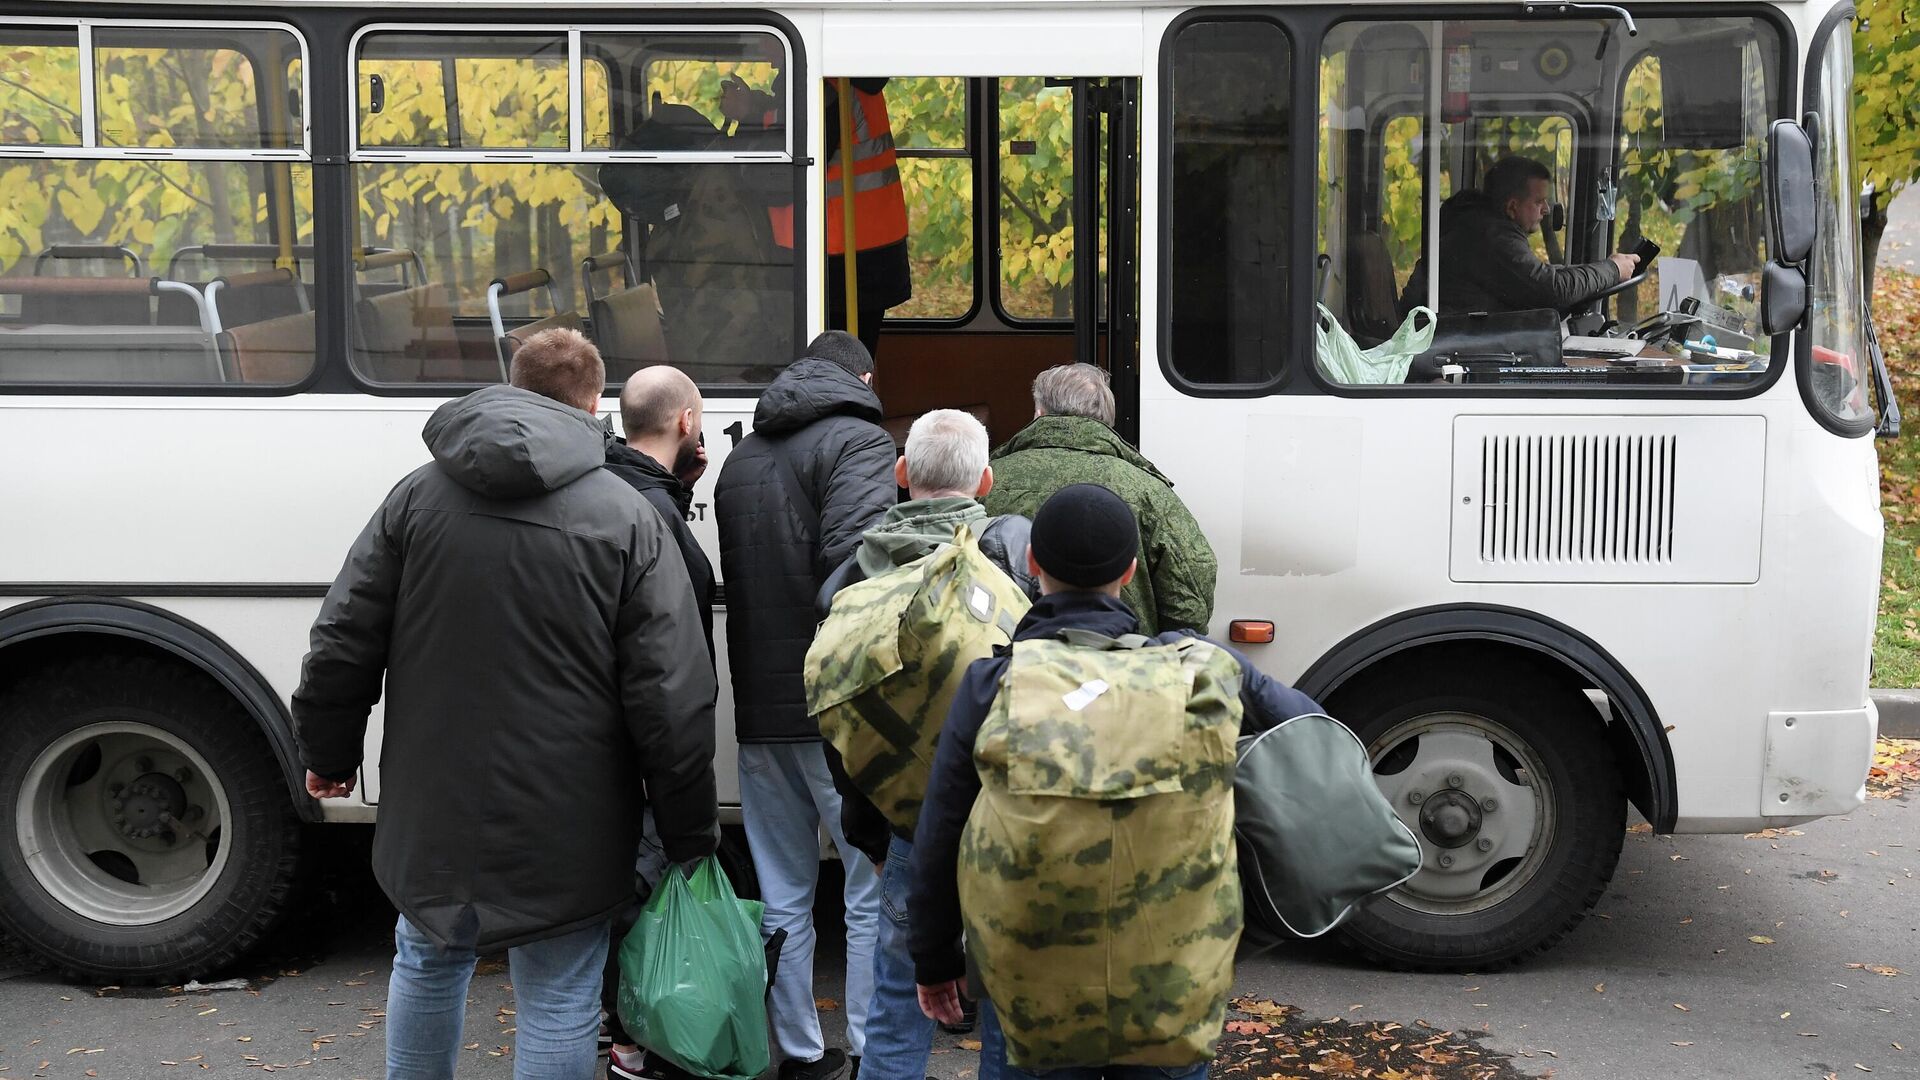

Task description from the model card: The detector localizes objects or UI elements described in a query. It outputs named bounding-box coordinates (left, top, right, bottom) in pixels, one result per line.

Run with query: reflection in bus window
left=888, top=76, right=973, bottom=321
left=350, top=29, right=797, bottom=388
left=1164, top=16, right=1292, bottom=387
left=1316, top=16, right=1778, bottom=389
left=0, top=24, right=314, bottom=387
left=0, top=28, right=83, bottom=146
left=93, top=27, right=303, bottom=150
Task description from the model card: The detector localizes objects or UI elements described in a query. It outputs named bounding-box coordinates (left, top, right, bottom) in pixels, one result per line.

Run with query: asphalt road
left=1, top=783, right=1914, bottom=1080
left=1882, top=186, right=1919, bottom=274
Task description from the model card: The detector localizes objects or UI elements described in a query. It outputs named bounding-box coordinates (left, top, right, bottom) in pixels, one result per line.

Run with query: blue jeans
left=860, top=836, right=937, bottom=1080
left=740, top=742, right=881, bottom=1063
left=387, top=915, right=610, bottom=1080
left=981, top=1006, right=1204, bottom=1080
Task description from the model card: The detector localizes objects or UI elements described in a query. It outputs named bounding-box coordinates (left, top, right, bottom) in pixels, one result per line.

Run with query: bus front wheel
left=1332, top=667, right=1626, bottom=971
left=0, top=655, right=303, bottom=984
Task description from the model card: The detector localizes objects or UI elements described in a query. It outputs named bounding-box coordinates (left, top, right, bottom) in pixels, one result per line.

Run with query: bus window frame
left=0, top=17, right=312, bottom=159
left=1299, top=6, right=1794, bottom=401
left=0, top=16, right=318, bottom=397
left=348, top=23, right=795, bottom=164
left=1155, top=4, right=1797, bottom=403
left=343, top=18, right=807, bottom=398
left=1798, top=2, right=1874, bottom=439
left=884, top=75, right=984, bottom=330
left=1155, top=7, right=1297, bottom=398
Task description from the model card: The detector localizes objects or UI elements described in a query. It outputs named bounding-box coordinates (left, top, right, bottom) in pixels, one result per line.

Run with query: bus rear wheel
left=0, top=655, right=303, bottom=984
left=1332, top=666, right=1625, bottom=971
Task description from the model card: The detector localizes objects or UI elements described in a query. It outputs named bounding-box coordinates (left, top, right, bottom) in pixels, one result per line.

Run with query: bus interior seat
left=1346, top=230, right=1401, bottom=343
left=582, top=251, right=670, bottom=381
left=590, top=284, right=669, bottom=381
left=218, top=308, right=317, bottom=383
left=0, top=324, right=223, bottom=383
left=354, top=283, right=460, bottom=383
left=500, top=310, right=587, bottom=370
left=24, top=245, right=151, bottom=326
left=206, top=268, right=308, bottom=331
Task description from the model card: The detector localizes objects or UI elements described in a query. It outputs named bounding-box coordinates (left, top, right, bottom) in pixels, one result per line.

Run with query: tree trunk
left=1863, top=189, right=1889, bottom=306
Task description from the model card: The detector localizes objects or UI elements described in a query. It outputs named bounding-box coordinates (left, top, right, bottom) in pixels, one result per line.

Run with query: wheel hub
left=1419, top=789, right=1483, bottom=848
left=113, top=773, right=187, bottom=842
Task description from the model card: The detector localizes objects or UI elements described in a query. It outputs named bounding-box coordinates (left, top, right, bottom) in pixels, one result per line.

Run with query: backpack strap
left=1055, top=627, right=1154, bottom=650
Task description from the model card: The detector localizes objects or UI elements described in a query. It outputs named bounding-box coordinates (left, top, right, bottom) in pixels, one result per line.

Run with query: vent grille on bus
left=1479, top=434, right=1678, bottom=565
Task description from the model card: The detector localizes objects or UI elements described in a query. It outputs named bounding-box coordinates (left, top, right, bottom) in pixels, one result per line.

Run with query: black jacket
left=293, top=386, right=719, bottom=951
left=715, top=358, right=897, bottom=742
left=814, top=503, right=1038, bottom=865
left=1398, top=190, right=1621, bottom=315
left=905, top=591, right=1324, bottom=985
left=605, top=440, right=716, bottom=657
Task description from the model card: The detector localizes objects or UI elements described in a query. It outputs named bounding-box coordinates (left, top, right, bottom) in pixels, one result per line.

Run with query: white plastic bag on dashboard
left=1315, top=304, right=1435, bottom=384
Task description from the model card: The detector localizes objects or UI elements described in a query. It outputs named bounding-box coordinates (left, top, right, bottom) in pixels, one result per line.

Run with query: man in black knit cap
left=904, top=483, right=1325, bottom=1079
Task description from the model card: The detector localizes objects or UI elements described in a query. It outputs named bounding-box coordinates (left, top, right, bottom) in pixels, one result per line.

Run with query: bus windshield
left=1316, top=13, right=1780, bottom=388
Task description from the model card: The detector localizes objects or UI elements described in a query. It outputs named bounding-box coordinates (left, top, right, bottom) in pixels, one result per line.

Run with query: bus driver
left=1398, top=155, right=1641, bottom=317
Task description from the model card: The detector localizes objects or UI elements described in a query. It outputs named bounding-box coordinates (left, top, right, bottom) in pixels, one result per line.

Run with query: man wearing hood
left=715, top=330, right=896, bottom=1080
left=1397, top=155, right=1640, bottom=316
left=293, top=329, right=718, bottom=1080
left=985, top=363, right=1217, bottom=636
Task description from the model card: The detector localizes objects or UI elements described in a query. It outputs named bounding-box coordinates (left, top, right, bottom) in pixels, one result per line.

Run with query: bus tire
left=1331, top=666, right=1625, bottom=971
left=0, top=655, right=303, bottom=984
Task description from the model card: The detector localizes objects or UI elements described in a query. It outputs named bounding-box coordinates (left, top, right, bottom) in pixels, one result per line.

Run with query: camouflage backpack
left=959, top=630, right=1244, bottom=1070
left=805, top=525, right=1031, bottom=833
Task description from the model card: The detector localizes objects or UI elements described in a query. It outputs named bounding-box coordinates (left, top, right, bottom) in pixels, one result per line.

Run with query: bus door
left=845, top=75, right=1140, bottom=449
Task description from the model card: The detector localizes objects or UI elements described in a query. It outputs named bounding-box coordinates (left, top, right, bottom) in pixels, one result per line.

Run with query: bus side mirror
left=1766, top=119, right=1815, bottom=265
left=1760, top=119, right=1815, bottom=334
left=1549, top=203, right=1566, bottom=233
left=1761, top=262, right=1807, bottom=335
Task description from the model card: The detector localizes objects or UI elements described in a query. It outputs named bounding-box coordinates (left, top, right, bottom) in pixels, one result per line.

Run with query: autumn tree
left=1856, top=0, right=1920, bottom=295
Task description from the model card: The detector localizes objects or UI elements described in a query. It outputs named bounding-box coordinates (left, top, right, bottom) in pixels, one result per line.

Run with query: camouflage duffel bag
left=959, top=630, right=1245, bottom=1070
left=804, top=524, right=1030, bottom=833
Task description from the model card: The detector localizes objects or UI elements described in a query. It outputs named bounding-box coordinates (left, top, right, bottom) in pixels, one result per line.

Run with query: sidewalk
left=1872, top=688, right=1920, bottom=737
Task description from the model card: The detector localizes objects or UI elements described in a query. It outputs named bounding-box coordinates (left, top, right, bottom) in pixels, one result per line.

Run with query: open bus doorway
left=832, top=75, right=1140, bottom=449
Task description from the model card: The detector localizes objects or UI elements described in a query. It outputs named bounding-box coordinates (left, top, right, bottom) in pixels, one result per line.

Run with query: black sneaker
left=939, top=1003, right=978, bottom=1036
left=778, top=1049, right=849, bottom=1080
left=848, top=1056, right=860, bottom=1080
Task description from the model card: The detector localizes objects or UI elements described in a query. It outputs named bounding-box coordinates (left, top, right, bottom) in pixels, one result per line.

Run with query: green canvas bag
left=805, top=524, right=1031, bottom=833
left=1233, top=713, right=1422, bottom=937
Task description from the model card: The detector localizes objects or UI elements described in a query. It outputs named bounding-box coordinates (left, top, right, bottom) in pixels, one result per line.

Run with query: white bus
left=0, top=0, right=1891, bottom=983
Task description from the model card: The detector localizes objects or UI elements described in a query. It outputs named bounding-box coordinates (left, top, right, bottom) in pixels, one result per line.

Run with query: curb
left=1872, top=689, right=1920, bottom=739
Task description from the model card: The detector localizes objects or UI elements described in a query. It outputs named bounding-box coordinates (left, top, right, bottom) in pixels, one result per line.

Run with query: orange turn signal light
left=1229, top=620, right=1275, bottom=644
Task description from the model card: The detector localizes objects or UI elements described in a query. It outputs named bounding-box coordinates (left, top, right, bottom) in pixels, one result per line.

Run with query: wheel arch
left=1296, top=604, right=1676, bottom=833
left=0, top=597, right=320, bottom=823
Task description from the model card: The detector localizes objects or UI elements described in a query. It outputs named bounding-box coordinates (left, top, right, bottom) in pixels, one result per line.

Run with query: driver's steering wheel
left=1565, top=268, right=1648, bottom=316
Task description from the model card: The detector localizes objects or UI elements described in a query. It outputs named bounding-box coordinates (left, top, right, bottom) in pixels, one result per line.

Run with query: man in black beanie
left=715, top=329, right=896, bottom=1080
left=903, top=483, right=1326, bottom=1079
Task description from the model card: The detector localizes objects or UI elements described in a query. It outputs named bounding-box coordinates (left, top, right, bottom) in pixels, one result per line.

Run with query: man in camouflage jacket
left=983, top=364, right=1217, bottom=635
left=815, top=408, right=1033, bottom=1080
left=907, top=484, right=1321, bottom=1080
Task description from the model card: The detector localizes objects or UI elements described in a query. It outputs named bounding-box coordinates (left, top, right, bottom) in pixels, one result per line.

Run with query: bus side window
left=1163, top=15, right=1292, bottom=389
left=0, top=24, right=315, bottom=388
left=350, top=28, right=798, bottom=389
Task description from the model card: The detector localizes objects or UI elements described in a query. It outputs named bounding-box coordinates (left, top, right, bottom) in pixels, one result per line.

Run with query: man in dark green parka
left=983, top=363, right=1218, bottom=634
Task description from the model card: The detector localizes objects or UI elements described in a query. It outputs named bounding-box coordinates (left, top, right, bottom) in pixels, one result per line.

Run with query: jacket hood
left=752, top=358, right=885, bottom=435
left=1012, top=590, right=1141, bottom=643
left=1442, top=189, right=1517, bottom=236
left=423, top=385, right=610, bottom=499
left=854, top=497, right=987, bottom=579
left=993, top=415, right=1174, bottom=487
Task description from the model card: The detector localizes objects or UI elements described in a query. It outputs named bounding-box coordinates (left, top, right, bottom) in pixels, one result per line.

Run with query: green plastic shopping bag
left=1314, top=303, right=1436, bottom=384
left=616, top=856, right=771, bottom=1080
